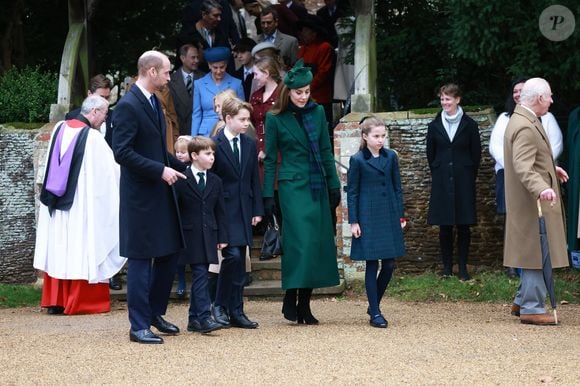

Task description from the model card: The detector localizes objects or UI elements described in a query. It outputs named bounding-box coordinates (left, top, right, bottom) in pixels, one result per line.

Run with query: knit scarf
left=288, top=101, right=325, bottom=199
left=441, top=105, right=463, bottom=141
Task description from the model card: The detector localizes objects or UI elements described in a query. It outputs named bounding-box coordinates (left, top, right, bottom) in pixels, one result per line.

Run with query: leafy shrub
left=0, top=66, right=57, bottom=123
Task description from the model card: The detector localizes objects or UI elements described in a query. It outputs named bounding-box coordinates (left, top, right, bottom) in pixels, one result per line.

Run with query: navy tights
left=365, top=259, right=396, bottom=316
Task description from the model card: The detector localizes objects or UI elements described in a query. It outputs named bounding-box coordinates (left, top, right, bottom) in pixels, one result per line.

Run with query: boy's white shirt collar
left=190, top=164, right=206, bottom=183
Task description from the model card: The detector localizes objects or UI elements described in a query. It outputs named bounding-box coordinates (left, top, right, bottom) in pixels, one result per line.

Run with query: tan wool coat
left=503, top=105, right=568, bottom=269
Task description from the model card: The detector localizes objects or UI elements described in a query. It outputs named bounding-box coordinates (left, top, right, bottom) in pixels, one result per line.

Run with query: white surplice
left=33, top=121, right=126, bottom=283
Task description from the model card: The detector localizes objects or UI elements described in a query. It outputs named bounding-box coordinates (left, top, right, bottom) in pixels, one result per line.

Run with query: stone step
left=242, top=278, right=347, bottom=297
left=110, top=277, right=346, bottom=300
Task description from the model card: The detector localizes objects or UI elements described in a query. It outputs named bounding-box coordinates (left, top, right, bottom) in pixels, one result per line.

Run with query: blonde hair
left=359, top=115, right=386, bottom=150
left=174, top=135, right=193, bottom=152
left=213, top=89, right=238, bottom=114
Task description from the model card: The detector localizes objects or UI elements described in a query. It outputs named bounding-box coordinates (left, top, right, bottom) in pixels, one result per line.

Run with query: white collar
left=135, top=81, right=153, bottom=100
left=224, top=127, right=240, bottom=142
left=190, top=164, right=206, bottom=177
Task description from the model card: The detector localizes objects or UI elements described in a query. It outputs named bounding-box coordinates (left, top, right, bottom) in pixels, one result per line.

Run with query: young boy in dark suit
left=175, top=136, right=228, bottom=334
left=211, top=97, right=264, bottom=329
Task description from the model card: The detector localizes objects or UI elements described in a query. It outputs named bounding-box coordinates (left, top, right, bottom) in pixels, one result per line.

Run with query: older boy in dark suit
left=175, top=136, right=228, bottom=334
left=211, top=97, right=263, bottom=329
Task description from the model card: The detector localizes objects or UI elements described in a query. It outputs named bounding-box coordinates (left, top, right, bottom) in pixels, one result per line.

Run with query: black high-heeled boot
left=297, top=288, right=319, bottom=325
left=282, top=289, right=297, bottom=321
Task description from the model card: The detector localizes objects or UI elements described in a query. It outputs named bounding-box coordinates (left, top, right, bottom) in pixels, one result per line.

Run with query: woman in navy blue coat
left=426, top=83, right=481, bottom=281
left=347, top=116, right=405, bottom=328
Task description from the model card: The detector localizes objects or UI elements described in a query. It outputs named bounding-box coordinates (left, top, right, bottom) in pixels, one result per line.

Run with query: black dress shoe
left=198, top=318, right=223, bottom=334
left=129, top=329, right=163, bottom=344
left=109, top=277, right=122, bottom=291
left=47, top=306, right=65, bottom=315
left=212, top=305, right=230, bottom=327
left=230, top=313, right=259, bottom=329
left=187, top=320, right=202, bottom=332
left=151, top=315, right=180, bottom=334
left=370, top=314, right=388, bottom=328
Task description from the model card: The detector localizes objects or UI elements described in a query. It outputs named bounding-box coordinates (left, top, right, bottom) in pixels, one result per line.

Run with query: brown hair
left=358, top=115, right=386, bottom=150
left=253, top=56, right=282, bottom=84
left=188, top=135, right=216, bottom=155
left=221, top=97, right=252, bottom=120
left=260, top=6, right=278, bottom=20
left=438, top=83, right=461, bottom=98
left=270, top=84, right=290, bottom=114
left=89, top=74, right=112, bottom=93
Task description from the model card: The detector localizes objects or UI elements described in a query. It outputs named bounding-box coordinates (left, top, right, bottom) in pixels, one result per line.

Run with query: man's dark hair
left=89, top=74, right=112, bottom=93
left=201, top=0, right=222, bottom=14
left=261, top=6, right=278, bottom=20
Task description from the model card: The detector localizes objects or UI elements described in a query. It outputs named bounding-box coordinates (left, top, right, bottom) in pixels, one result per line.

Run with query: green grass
left=346, top=269, right=579, bottom=304
left=0, top=284, right=42, bottom=308
left=1, top=122, right=45, bottom=130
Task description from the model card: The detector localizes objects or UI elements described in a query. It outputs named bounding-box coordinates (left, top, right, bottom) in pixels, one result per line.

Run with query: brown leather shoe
left=520, top=313, right=557, bottom=325
left=511, top=304, right=520, bottom=317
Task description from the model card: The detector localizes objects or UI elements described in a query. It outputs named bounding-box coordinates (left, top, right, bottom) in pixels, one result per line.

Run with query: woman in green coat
left=263, top=60, right=341, bottom=325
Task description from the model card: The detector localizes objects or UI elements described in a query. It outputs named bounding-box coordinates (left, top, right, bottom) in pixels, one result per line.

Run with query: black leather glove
left=263, top=198, right=276, bottom=218
left=329, top=188, right=341, bottom=210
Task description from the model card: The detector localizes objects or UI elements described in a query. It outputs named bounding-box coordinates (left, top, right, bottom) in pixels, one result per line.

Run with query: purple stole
left=40, top=121, right=91, bottom=215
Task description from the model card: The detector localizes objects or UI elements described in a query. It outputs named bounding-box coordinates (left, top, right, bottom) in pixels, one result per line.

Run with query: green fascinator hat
left=283, top=59, right=313, bottom=89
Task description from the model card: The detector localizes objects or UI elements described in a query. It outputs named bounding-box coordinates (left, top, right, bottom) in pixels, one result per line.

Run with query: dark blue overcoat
left=347, top=147, right=405, bottom=260
left=175, top=168, right=228, bottom=264
left=112, top=86, right=186, bottom=258
left=211, top=130, right=263, bottom=246
left=425, top=113, right=481, bottom=225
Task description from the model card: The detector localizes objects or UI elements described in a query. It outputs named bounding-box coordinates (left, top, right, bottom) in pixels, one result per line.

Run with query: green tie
left=233, top=137, right=240, bottom=166
left=197, top=172, right=205, bottom=190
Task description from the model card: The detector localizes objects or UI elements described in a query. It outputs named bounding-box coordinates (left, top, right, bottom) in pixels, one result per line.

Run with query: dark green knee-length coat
left=263, top=104, right=340, bottom=289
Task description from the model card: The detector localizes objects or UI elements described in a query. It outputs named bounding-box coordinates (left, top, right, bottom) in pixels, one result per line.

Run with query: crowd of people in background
left=32, top=0, right=578, bottom=343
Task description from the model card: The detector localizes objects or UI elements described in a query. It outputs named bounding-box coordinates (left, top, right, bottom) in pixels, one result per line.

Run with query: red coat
left=298, top=40, right=334, bottom=104
left=250, top=84, right=282, bottom=184
left=250, top=85, right=281, bottom=154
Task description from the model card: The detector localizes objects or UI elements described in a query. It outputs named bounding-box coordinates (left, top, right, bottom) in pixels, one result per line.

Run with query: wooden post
left=49, top=0, right=90, bottom=122
left=351, top=0, right=376, bottom=113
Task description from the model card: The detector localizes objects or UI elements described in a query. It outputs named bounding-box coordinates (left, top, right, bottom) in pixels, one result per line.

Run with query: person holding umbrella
left=503, top=77, right=569, bottom=326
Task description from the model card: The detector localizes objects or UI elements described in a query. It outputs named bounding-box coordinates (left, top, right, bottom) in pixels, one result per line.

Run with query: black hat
left=233, top=37, right=257, bottom=53
left=296, top=15, right=330, bottom=41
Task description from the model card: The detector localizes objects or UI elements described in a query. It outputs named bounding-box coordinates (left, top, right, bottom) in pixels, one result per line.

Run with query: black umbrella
left=537, top=199, right=558, bottom=324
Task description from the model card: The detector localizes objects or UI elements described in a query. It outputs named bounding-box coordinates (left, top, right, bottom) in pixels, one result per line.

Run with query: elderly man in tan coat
left=503, top=78, right=569, bottom=326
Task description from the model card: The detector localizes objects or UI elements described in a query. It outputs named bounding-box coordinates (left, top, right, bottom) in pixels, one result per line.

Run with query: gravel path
left=0, top=298, right=578, bottom=385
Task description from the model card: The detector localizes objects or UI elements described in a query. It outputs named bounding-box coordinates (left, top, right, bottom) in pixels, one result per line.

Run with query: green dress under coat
left=263, top=104, right=340, bottom=289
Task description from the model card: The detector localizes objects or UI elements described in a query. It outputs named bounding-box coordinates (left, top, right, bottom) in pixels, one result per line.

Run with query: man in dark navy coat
left=113, top=50, right=187, bottom=344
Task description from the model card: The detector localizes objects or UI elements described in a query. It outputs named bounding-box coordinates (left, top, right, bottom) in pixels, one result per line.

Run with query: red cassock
left=41, top=273, right=110, bottom=315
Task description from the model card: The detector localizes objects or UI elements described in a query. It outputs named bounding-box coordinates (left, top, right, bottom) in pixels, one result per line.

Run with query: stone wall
left=1, top=111, right=502, bottom=283
left=0, top=125, right=52, bottom=283
left=334, top=109, right=503, bottom=276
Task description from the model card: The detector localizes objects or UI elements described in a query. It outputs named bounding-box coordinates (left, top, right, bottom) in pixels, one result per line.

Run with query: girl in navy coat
left=347, top=116, right=406, bottom=328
